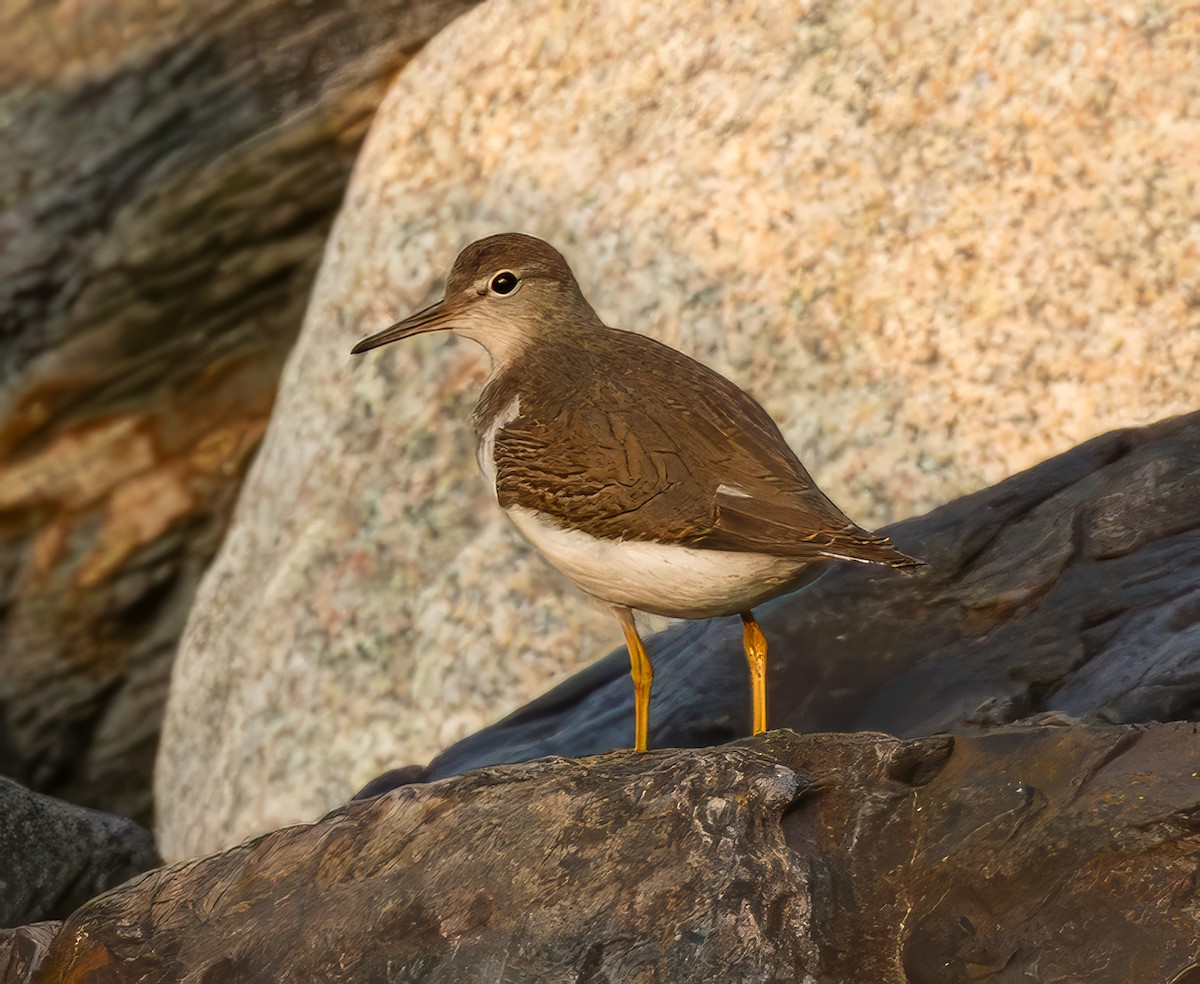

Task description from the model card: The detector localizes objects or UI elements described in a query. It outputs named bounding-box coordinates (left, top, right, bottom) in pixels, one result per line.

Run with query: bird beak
left=350, top=299, right=456, bottom=354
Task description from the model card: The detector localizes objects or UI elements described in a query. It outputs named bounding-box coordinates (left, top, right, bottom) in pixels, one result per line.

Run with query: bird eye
left=489, top=271, right=519, bottom=295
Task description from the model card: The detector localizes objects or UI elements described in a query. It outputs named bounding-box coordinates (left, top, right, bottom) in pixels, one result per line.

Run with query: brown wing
left=488, top=328, right=920, bottom=569
left=491, top=401, right=711, bottom=538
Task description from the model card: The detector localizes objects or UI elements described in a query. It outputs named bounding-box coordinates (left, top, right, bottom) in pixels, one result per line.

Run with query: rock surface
left=0, top=923, right=60, bottom=984
left=0, top=0, right=477, bottom=825
left=0, top=779, right=159, bottom=928
left=402, top=410, right=1200, bottom=782
left=37, top=728, right=1200, bottom=983
left=157, top=0, right=1200, bottom=858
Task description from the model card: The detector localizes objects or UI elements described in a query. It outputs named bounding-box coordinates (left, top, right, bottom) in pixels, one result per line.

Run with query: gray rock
left=0, top=779, right=159, bottom=928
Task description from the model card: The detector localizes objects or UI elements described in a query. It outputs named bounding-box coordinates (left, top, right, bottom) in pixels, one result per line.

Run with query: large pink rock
left=158, top=0, right=1200, bottom=858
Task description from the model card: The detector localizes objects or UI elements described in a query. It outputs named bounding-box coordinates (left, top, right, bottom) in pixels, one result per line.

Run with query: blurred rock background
left=150, top=0, right=1198, bottom=858
left=0, top=0, right=477, bottom=827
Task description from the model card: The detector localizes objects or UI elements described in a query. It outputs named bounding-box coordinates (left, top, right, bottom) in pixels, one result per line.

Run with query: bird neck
left=452, top=322, right=534, bottom=370
left=471, top=323, right=609, bottom=439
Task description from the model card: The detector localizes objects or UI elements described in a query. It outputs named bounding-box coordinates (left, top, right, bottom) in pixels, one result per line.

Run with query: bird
left=351, top=233, right=922, bottom=752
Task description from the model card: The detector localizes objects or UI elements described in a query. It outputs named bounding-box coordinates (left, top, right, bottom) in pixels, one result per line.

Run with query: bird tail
left=816, top=532, right=925, bottom=572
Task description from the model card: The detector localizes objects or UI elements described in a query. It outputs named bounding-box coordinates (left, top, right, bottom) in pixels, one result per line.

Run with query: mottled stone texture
left=0, top=779, right=159, bottom=929
left=158, top=0, right=1199, bottom=857
left=0, top=0, right=477, bottom=824
left=34, top=728, right=1200, bottom=983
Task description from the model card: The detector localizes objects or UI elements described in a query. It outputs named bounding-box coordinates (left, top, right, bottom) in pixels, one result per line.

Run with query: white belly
left=505, top=505, right=812, bottom=619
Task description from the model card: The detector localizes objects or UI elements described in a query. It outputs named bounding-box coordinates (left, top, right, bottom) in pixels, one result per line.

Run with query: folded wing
left=490, top=328, right=921, bottom=570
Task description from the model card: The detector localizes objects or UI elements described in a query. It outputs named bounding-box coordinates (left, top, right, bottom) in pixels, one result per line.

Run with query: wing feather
left=486, top=328, right=921, bottom=570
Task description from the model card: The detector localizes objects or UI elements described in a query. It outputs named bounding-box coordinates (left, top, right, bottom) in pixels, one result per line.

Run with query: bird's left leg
left=614, top=605, right=653, bottom=752
left=741, top=611, right=768, bottom=735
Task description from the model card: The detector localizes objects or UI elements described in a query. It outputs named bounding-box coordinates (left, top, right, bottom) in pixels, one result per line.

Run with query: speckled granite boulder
left=157, top=0, right=1200, bottom=858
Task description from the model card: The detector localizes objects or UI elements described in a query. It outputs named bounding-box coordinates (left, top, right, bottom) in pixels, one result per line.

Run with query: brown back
left=477, top=325, right=918, bottom=567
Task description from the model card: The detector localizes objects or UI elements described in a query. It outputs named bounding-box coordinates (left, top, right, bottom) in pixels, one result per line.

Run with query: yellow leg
left=741, top=611, right=768, bottom=735
left=615, top=607, right=652, bottom=751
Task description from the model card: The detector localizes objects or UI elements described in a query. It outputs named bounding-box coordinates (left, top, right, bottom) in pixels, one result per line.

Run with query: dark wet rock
left=33, top=726, right=1200, bottom=983
left=0, top=922, right=61, bottom=984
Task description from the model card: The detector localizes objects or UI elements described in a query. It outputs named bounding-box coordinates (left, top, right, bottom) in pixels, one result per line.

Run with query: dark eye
left=489, top=271, right=519, bottom=295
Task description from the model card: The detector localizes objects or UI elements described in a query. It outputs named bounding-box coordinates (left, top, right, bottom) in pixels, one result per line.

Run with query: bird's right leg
left=614, top=606, right=652, bottom=752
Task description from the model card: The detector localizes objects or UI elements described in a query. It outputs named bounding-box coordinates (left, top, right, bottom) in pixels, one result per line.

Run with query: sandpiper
left=351, top=233, right=921, bottom=751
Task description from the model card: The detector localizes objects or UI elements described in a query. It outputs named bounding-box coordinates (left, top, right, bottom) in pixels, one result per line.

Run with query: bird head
left=351, top=233, right=600, bottom=366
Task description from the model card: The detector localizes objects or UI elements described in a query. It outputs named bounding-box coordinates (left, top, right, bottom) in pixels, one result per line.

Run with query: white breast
left=477, top=395, right=521, bottom=493
left=504, top=504, right=812, bottom=619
